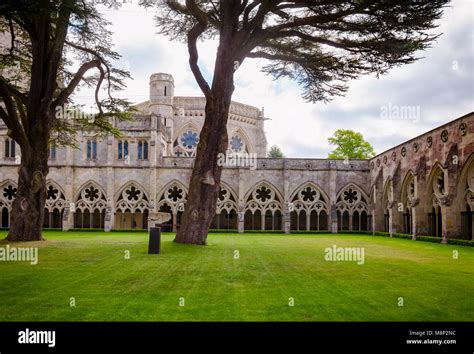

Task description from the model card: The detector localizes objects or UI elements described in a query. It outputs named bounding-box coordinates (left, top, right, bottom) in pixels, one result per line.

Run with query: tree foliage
left=267, top=145, right=285, bottom=158
left=0, top=0, right=132, bottom=148
left=148, top=0, right=448, bottom=102
left=328, top=129, right=375, bottom=159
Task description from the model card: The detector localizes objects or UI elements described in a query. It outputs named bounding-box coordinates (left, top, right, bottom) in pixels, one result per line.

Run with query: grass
left=0, top=231, right=473, bottom=321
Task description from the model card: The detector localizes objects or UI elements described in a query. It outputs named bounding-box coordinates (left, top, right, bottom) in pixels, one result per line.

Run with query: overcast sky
left=73, top=0, right=474, bottom=158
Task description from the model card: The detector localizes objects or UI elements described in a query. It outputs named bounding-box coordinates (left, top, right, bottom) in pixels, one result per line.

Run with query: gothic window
left=343, top=188, right=359, bottom=204
left=86, top=139, right=97, bottom=160
left=174, top=129, right=200, bottom=157
left=3, top=185, right=17, bottom=201
left=336, top=185, right=370, bottom=232
left=157, top=182, right=188, bottom=215
left=255, top=186, right=273, bottom=203
left=118, top=140, right=129, bottom=160
left=167, top=186, right=185, bottom=202
left=47, top=185, right=59, bottom=200
left=144, top=141, right=148, bottom=160
left=44, top=182, right=66, bottom=213
left=244, top=183, right=282, bottom=231
left=116, top=183, right=150, bottom=213
left=290, top=184, right=328, bottom=231
left=49, top=143, right=56, bottom=159
left=138, top=141, right=149, bottom=160
left=230, top=135, right=244, bottom=152
left=4, top=138, right=15, bottom=158
left=84, top=186, right=100, bottom=202
left=74, top=183, right=107, bottom=228
left=433, top=170, right=445, bottom=195
left=180, top=131, right=199, bottom=150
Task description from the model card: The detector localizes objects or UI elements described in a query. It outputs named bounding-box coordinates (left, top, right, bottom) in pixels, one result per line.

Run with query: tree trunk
left=174, top=56, right=235, bottom=245
left=6, top=134, right=49, bottom=242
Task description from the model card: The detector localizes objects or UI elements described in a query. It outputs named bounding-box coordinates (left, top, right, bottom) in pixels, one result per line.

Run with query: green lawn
left=0, top=231, right=473, bottom=321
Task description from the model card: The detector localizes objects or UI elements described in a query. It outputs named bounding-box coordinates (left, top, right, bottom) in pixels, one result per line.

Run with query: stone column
left=62, top=144, right=75, bottom=231
left=328, top=161, right=338, bottom=233
left=237, top=209, right=245, bottom=233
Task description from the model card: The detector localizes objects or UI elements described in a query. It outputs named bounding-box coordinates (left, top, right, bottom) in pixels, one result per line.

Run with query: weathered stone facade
left=0, top=72, right=472, bottom=240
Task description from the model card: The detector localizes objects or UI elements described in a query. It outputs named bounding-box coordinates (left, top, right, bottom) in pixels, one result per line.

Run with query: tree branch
left=185, top=0, right=211, bottom=97
left=0, top=79, right=28, bottom=148
left=53, top=59, right=101, bottom=108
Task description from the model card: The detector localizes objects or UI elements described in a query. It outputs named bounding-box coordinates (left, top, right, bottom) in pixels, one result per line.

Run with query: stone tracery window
left=3, top=184, right=17, bottom=201
left=336, top=185, right=370, bottom=232
left=290, top=184, right=328, bottom=231
left=174, top=129, right=199, bottom=157
left=43, top=182, right=66, bottom=229
left=229, top=135, right=245, bottom=153
left=116, top=184, right=150, bottom=214
left=244, top=183, right=282, bottom=231
left=74, top=183, right=107, bottom=229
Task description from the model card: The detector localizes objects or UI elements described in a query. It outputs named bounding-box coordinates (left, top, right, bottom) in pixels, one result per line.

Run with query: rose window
left=230, top=136, right=243, bottom=152
left=255, top=186, right=272, bottom=203
left=84, top=187, right=100, bottom=202
left=125, top=186, right=141, bottom=201
left=167, top=186, right=184, bottom=202
left=180, top=131, right=199, bottom=150
left=3, top=185, right=17, bottom=200
left=343, top=188, right=359, bottom=204
left=300, top=187, right=317, bottom=202
left=47, top=185, right=59, bottom=200
left=218, top=188, right=228, bottom=201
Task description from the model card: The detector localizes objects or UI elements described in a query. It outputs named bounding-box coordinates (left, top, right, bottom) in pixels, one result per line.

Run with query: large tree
left=0, top=0, right=131, bottom=241
left=328, top=129, right=375, bottom=159
left=149, top=0, right=448, bottom=245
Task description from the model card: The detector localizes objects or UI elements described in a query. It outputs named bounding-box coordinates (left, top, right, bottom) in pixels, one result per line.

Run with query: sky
left=73, top=0, right=474, bottom=158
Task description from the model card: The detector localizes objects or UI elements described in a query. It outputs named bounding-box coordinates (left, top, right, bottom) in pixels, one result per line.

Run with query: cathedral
left=0, top=72, right=473, bottom=240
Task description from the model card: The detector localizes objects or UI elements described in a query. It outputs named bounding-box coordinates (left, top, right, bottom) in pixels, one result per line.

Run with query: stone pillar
left=306, top=212, right=310, bottom=231
left=414, top=174, right=429, bottom=235
left=387, top=201, right=395, bottom=235
left=237, top=210, right=245, bottom=233
left=104, top=139, right=115, bottom=231
left=349, top=212, right=353, bottom=231
left=330, top=204, right=338, bottom=233
left=283, top=210, right=291, bottom=234
left=172, top=212, right=177, bottom=232
left=62, top=145, right=75, bottom=231
left=328, top=161, right=338, bottom=233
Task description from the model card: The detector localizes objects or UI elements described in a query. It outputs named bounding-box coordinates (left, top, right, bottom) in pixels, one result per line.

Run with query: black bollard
left=148, top=227, right=161, bottom=254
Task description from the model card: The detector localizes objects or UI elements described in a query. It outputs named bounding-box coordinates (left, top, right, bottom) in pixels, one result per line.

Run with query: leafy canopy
left=0, top=0, right=133, bottom=148
left=267, top=145, right=285, bottom=158
left=328, top=129, right=375, bottom=159
left=145, top=0, right=448, bottom=103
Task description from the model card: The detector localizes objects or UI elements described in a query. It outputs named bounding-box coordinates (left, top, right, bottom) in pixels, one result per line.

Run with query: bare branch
left=185, top=0, right=211, bottom=97
left=53, top=59, right=101, bottom=108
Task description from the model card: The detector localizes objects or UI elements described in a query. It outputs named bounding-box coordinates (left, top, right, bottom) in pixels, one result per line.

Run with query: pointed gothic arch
left=73, top=181, right=107, bottom=229
left=336, top=183, right=370, bottom=231
left=289, top=182, right=329, bottom=231
left=114, top=181, right=151, bottom=229
left=243, top=181, right=282, bottom=231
